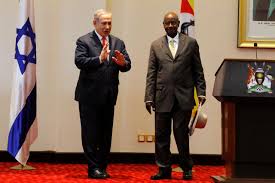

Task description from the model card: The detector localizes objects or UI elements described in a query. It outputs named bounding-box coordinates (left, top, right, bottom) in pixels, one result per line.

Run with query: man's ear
left=93, top=20, right=96, bottom=26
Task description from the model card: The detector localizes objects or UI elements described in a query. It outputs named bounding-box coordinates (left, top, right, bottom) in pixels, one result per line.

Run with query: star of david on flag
left=15, top=18, right=36, bottom=74
left=8, top=0, right=38, bottom=166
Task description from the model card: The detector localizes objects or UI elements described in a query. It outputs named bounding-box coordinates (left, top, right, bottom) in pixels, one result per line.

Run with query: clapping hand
left=100, top=43, right=110, bottom=62
left=112, top=50, right=126, bottom=66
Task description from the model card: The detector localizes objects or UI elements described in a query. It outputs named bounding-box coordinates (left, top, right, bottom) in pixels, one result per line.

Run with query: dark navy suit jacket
left=75, top=31, right=131, bottom=105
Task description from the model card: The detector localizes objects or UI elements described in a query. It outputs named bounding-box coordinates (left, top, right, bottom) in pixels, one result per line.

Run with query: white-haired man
left=74, top=9, right=131, bottom=179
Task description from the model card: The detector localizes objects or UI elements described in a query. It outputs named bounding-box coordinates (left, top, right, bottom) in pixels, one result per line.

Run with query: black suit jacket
left=74, top=31, right=131, bottom=105
left=145, top=33, right=206, bottom=112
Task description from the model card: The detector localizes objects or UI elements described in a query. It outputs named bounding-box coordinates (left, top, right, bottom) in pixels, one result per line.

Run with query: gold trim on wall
left=106, top=0, right=112, bottom=12
left=238, top=0, right=275, bottom=48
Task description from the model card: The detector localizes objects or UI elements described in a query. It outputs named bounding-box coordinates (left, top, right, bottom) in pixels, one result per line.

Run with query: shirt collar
left=95, top=30, right=109, bottom=42
left=167, top=32, right=179, bottom=44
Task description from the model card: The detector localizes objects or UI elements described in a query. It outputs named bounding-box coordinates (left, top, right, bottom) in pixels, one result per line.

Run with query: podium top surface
left=213, top=59, right=275, bottom=101
left=215, top=58, right=275, bottom=76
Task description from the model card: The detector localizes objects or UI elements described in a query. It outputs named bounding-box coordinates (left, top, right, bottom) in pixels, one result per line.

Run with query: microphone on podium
left=254, top=42, right=258, bottom=60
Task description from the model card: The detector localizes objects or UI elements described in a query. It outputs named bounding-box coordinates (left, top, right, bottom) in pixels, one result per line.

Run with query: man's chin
left=167, top=33, right=177, bottom=38
left=103, top=32, right=110, bottom=36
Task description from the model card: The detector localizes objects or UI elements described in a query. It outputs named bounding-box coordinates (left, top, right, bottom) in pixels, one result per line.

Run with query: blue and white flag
left=7, top=0, right=37, bottom=166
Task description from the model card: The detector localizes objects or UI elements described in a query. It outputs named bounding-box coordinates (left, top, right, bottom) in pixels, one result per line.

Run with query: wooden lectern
left=212, top=59, right=275, bottom=183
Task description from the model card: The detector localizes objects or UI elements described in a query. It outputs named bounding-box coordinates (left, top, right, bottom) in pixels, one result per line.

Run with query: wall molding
left=0, top=151, right=224, bottom=165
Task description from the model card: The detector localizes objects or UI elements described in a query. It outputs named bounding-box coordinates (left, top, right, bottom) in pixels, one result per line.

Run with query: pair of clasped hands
left=100, top=43, right=126, bottom=66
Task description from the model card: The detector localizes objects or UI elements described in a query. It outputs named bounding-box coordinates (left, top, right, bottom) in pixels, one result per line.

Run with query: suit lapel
left=109, top=35, right=115, bottom=63
left=174, top=33, right=186, bottom=59
left=90, top=31, right=103, bottom=53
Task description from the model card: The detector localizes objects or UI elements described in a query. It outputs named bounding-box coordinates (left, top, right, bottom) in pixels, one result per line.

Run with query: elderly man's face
left=94, top=14, right=112, bottom=37
left=163, top=13, right=179, bottom=38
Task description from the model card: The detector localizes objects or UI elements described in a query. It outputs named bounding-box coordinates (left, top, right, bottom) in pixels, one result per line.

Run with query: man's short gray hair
left=94, top=9, right=112, bottom=21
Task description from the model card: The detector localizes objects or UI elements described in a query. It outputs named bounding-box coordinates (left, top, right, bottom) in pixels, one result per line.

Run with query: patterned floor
left=0, top=162, right=224, bottom=183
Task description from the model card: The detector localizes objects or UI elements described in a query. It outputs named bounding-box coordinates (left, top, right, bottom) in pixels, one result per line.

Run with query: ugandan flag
left=180, top=0, right=195, bottom=38
left=179, top=0, right=199, bottom=113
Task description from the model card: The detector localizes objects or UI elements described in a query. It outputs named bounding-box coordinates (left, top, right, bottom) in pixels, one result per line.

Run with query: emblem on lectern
left=247, top=62, right=273, bottom=93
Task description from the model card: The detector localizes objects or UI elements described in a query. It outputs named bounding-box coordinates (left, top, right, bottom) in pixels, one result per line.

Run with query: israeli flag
left=7, top=0, right=38, bottom=166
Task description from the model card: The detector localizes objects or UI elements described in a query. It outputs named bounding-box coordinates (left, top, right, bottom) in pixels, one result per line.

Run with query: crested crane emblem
left=247, top=62, right=274, bottom=93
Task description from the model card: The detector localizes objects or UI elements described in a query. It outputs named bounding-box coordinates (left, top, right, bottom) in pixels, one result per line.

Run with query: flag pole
left=172, top=167, right=183, bottom=172
left=10, top=164, right=35, bottom=170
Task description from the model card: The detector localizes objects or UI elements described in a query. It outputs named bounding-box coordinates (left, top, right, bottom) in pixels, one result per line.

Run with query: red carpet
left=0, top=162, right=224, bottom=182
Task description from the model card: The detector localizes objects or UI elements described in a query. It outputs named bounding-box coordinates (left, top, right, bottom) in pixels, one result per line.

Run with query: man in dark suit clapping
left=74, top=9, right=131, bottom=179
left=144, top=11, right=206, bottom=180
